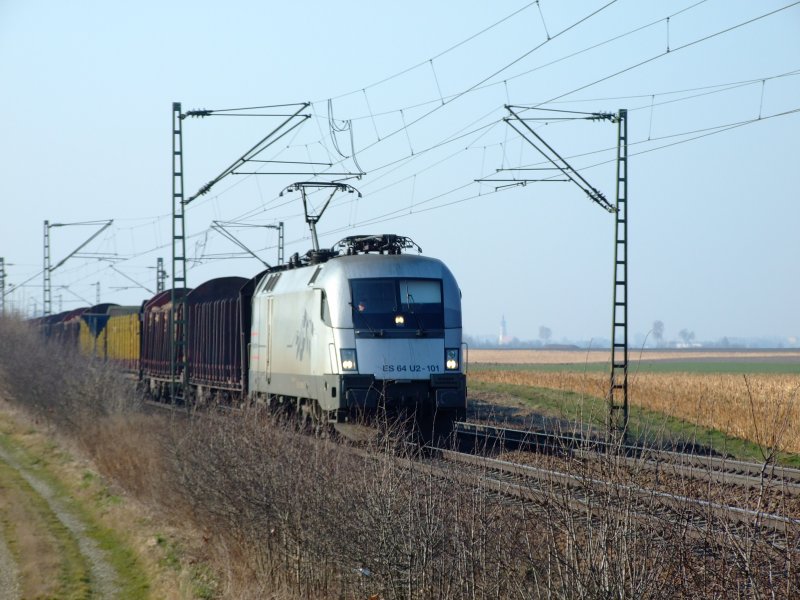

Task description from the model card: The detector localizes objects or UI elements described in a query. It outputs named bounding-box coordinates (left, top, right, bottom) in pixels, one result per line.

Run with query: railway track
left=142, top=397, right=799, bottom=549
left=145, top=400, right=800, bottom=496
left=428, top=447, right=800, bottom=550
left=455, top=421, right=800, bottom=495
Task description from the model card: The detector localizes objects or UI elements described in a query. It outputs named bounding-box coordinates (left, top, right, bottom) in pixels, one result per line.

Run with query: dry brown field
left=468, top=350, right=800, bottom=454
left=468, top=348, right=800, bottom=365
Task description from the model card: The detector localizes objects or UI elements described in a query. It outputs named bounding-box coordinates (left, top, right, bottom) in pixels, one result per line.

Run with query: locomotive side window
left=320, top=290, right=332, bottom=326
left=350, top=278, right=444, bottom=336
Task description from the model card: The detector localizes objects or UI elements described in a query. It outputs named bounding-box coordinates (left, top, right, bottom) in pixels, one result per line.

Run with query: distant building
left=499, top=315, right=509, bottom=345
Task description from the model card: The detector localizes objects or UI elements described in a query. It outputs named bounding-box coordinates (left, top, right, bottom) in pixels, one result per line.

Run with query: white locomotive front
left=248, top=235, right=467, bottom=433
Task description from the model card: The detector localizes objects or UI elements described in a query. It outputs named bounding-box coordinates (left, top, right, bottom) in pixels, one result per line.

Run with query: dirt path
left=0, top=520, right=20, bottom=600
left=0, top=443, right=120, bottom=598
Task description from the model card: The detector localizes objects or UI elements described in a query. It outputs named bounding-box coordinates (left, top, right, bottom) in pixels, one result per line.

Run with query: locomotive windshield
left=350, top=278, right=444, bottom=336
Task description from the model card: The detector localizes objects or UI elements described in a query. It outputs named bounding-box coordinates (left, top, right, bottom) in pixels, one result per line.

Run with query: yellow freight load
left=106, top=306, right=140, bottom=371
left=78, top=303, right=117, bottom=359
left=78, top=304, right=140, bottom=371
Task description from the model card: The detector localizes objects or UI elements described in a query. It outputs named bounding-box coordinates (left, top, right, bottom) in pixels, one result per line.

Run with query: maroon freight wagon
left=50, top=307, right=89, bottom=347
left=186, top=276, right=250, bottom=402
left=140, top=289, right=191, bottom=392
left=34, top=309, right=74, bottom=342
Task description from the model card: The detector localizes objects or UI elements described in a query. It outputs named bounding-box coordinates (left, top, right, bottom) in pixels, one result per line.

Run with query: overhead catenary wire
left=234, top=103, right=800, bottom=254
left=324, top=1, right=542, bottom=102
left=41, top=94, right=796, bottom=295
left=17, top=102, right=794, bottom=306
left=148, top=0, right=732, bottom=227
left=16, top=87, right=797, bottom=301
left=8, top=3, right=799, bottom=308
left=229, top=0, right=618, bottom=214
left=296, top=0, right=783, bottom=202
left=527, top=1, right=800, bottom=109
left=332, top=1, right=620, bottom=162
left=519, top=68, right=800, bottom=107
left=310, top=0, right=711, bottom=126
left=304, top=2, right=799, bottom=207
left=309, top=105, right=800, bottom=241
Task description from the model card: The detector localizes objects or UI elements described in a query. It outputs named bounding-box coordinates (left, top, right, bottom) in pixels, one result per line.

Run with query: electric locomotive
left=248, top=234, right=467, bottom=432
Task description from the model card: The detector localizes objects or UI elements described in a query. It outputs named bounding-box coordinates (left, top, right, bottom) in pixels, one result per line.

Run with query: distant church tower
left=499, top=315, right=508, bottom=345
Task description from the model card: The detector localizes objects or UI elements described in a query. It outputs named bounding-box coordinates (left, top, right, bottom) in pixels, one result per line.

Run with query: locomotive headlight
left=340, top=348, right=358, bottom=371
left=445, top=348, right=459, bottom=371
left=394, top=315, right=405, bottom=325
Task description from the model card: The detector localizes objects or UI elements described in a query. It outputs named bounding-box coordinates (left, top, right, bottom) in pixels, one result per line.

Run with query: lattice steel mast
left=156, top=257, right=166, bottom=293
left=171, top=102, right=188, bottom=403
left=275, top=222, right=284, bottom=265
left=42, top=220, right=112, bottom=317
left=43, top=221, right=52, bottom=316
left=608, top=109, right=629, bottom=442
left=495, top=106, right=630, bottom=443
left=0, top=258, right=5, bottom=316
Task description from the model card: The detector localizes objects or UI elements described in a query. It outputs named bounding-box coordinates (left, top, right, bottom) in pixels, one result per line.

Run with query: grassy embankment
left=0, top=317, right=219, bottom=599
left=0, top=409, right=150, bottom=598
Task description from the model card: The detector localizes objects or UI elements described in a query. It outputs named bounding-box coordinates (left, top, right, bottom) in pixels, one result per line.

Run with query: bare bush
left=1, top=315, right=798, bottom=599
left=0, top=317, right=140, bottom=432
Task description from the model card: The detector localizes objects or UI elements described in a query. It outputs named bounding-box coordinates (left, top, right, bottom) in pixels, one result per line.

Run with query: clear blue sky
left=1, top=0, right=798, bottom=345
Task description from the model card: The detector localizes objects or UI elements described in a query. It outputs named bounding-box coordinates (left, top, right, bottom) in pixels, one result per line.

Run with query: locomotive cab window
left=350, top=278, right=444, bottom=337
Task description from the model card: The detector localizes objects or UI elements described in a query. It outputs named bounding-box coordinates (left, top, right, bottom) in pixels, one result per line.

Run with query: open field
left=469, top=348, right=800, bottom=367
left=468, top=351, right=800, bottom=458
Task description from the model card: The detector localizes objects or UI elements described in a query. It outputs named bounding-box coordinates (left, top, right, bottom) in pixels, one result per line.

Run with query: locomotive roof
left=253, top=251, right=458, bottom=299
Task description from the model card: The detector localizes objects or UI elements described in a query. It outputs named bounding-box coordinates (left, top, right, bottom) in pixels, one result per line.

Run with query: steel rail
left=455, top=421, right=800, bottom=494
left=436, top=448, right=800, bottom=549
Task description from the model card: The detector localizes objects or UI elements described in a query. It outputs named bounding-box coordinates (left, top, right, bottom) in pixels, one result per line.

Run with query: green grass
left=85, top=521, right=150, bottom=599
left=471, top=361, right=800, bottom=374
left=155, top=534, right=181, bottom=570
left=0, top=437, right=92, bottom=599
left=0, top=428, right=150, bottom=599
left=470, top=380, right=800, bottom=468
